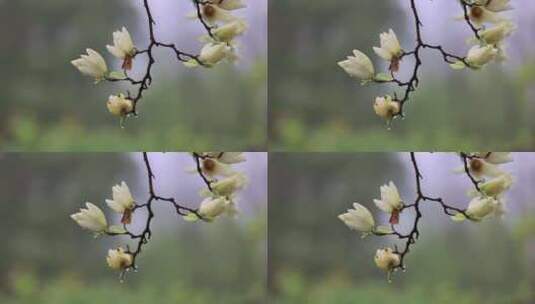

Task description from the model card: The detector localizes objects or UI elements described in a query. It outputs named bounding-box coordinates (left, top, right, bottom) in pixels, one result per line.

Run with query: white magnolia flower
left=106, top=181, right=135, bottom=214
left=373, top=29, right=402, bottom=61
left=338, top=49, right=375, bottom=80
left=70, top=202, right=108, bottom=233
left=477, top=152, right=513, bottom=164
left=198, top=197, right=231, bottom=219
left=374, top=247, right=401, bottom=271
left=467, top=6, right=504, bottom=25
left=195, top=4, right=237, bottom=24
left=338, top=203, right=375, bottom=234
left=479, top=21, right=515, bottom=45
left=106, top=247, right=133, bottom=270
left=106, top=27, right=135, bottom=59
left=209, top=173, right=247, bottom=197
left=465, top=196, right=499, bottom=220
left=211, top=0, right=246, bottom=10
left=201, top=158, right=236, bottom=177
left=217, top=152, right=246, bottom=164
left=476, top=0, right=512, bottom=12
left=107, top=94, right=134, bottom=117
left=373, top=95, right=400, bottom=121
left=213, top=19, right=247, bottom=42
left=374, top=181, right=403, bottom=214
left=71, top=49, right=108, bottom=81
left=197, top=43, right=233, bottom=66
left=467, top=158, right=505, bottom=178
left=480, top=173, right=513, bottom=197
left=466, top=45, right=498, bottom=68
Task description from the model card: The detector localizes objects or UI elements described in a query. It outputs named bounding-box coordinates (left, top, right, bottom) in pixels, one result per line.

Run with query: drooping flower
left=479, top=173, right=513, bottom=197
left=107, top=94, right=134, bottom=117
left=467, top=6, right=504, bottom=25
left=475, top=0, right=512, bottom=12
left=338, top=49, right=375, bottom=81
left=201, top=157, right=236, bottom=177
left=106, top=27, right=136, bottom=70
left=197, top=43, right=233, bottom=67
left=374, top=181, right=403, bottom=224
left=213, top=19, right=248, bottom=42
left=71, top=49, right=108, bottom=82
left=466, top=45, right=498, bottom=68
left=70, top=202, right=108, bottom=233
left=198, top=197, right=231, bottom=220
left=209, top=173, right=247, bottom=197
left=467, top=158, right=505, bottom=179
left=106, top=247, right=133, bottom=271
left=479, top=21, right=515, bottom=45
left=210, top=0, right=246, bottom=10
left=217, top=152, right=246, bottom=164
left=338, top=203, right=375, bottom=235
left=373, top=95, right=400, bottom=121
left=465, top=196, right=499, bottom=220
left=477, top=152, right=513, bottom=165
left=374, top=247, right=401, bottom=271
left=196, top=4, right=237, bottom=24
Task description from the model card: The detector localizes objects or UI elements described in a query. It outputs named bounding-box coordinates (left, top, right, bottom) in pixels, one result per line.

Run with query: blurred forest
left=0, top=0, right=267, bottom=151
left=269, top=153, right=535, bottom=303
left=0, top=153, right=267, bottom=303
left=269, top=0, right=535, bottom=151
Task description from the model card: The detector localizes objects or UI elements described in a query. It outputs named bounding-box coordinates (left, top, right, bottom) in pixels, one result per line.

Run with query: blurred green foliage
left=0, top=0, right=266, bottom=151
left=0, top=154, right=267, bottom=303
left=268, top=153, right=535, bottom=303
left=269, top=0, right=535, bottom=151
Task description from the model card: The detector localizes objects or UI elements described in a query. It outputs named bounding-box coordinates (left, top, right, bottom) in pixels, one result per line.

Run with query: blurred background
left=0, top=0, right=267, bottom=151
left=269, top=152, right=535, bottom=303
left=0, top=152, right=267, bottom=304
left=269, top=0, right=535, bottom=151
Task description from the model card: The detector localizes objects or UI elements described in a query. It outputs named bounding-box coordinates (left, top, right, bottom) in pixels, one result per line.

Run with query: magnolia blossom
left=106, top=27, right=136, bottom=70
left=106, top=181, right=135, bottom=214
left=201, top=158, right=235, bottom=177
left=374, top=181, right=403, bottom=224
left=374, top=248, right=401, bottom=271
left=338, top=50, right=375, bottom=80
left=198, top=197, right=232, bottom=219
left=107, top=94, right=134, bottom=117
left=213, top=19, right=247, bottom=42
left=468, top=6, right=504, bottom=25
left=210, top=0, right=246, bottom=10
left=467, top=158, right=505, bottom=178
left=197, top=43, right=233, bottom=66
left=466, top=45, right=498, bottom=68
left=217, top=152, right=246, bottom=164
left=373, top=29, right=402, bottom=62
left=209, top=173, right=247, bottom=197
left=479, top=21, right=515, bottom=45
left=476, top=0, right=512, bottom=12
left=197, top=4, right=237, bottom=24
left=373, top=95, right=400, bottom=121
left=71, top=49, right=108, bottom=81
left=70, top=202, right=108, bottom=233
left=465, top=196, right=500, bottom=220
left=479, top=173, right=513, bottom=197
left=477, top=152, right=513, bottom=164
left=106, top=247, right=133, bottom=270
left=338, top=203, right=375, bottom=234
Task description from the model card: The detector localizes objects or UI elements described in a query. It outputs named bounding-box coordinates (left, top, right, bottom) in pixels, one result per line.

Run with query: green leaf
left=449, top=61, right=466, bottom=70
left=374, top=72, right=394, bottom=82
left=374, top=225, right=394, bottom=235
left=183, top=213, right=200, bottom=222
left=108, top=71, right=127, bottom=80
left=107, top=225, right=127, bottom=234
left=183, top=59, right=200, bottom=68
